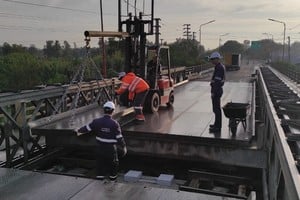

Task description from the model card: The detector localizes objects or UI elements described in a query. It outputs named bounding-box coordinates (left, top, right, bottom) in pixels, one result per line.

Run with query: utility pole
left=99, top=0, right=107, bottom=77
left=288, top=36, right=290, bottom=63
left=219, top=33, right=229, bottom=51
left=154, top=18, right=161, bottom=46
left=199, top=20, right=215, bottom=48
left=192, top=32, right=196, bottom=40
left=183, top=24, right=191, bottom=40
left=268, top=18, right=286, bottom=62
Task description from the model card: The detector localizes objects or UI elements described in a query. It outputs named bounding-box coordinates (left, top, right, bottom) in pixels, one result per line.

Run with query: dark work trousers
left=148, top=76, right=156, bottom=89
left=147, top=73, right=159, bottom=89
left=95, top=143, right=119, bottom=177
left=211, top=94, right=222, bottom=129
left=133, top=90, right=149, bottom=115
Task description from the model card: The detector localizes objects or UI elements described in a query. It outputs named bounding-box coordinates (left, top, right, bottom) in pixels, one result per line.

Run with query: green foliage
left=1, top=38, right=210, bottom=91
left=245, top=39, right=281, bottom=60
left=272, top=61, right=297, bottom=71
left=1, top=42, right=27, bottom=55
left=0, top=51, right=76, bottom=90
left=40, top=58, right=73, bottom=84
left=169, top=39, right=201, bottom=66
left=90, top=49, right=124, bottom=78
left=109, top=50, right=124, bottom=73
left=220, top=40, right=245, bottom=54
left=0, top=52, right=43, bottom=90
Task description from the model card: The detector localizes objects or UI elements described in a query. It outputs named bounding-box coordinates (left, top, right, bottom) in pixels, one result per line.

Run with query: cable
left=122, top=0, right=143, bottom=15
left=2, top=0, right=97, bottom=14
left=0, top=12, right=42, bottom=21
left=0, top=24, right=70, bottom=32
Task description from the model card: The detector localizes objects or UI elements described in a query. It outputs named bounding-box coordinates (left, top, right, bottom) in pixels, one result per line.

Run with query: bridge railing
left=256, top=67, right=300, bottom=200
left=0, top=79, right=117, bottom=167
left=160, top=64, right=213, bottom=83
left=271, top=63, right=300, bottom=84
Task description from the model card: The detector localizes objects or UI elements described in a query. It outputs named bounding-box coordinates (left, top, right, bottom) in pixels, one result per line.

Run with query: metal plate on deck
left=123, top=81, right=253, bottom=144
left=31, top=104, right=134, bottom=135
left=0, top=168, right=92, bottom=200
left=70, top=179, right=239, bottom=200
left=31, top=81, right=253, bottom=147
left=0, top=168, right=239, bottom=200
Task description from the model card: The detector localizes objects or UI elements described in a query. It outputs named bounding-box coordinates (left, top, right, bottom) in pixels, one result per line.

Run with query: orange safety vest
left=116, top=72, right=149, bottom=100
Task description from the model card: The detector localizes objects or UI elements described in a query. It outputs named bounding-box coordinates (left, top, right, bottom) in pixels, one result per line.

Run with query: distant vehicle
left=224, top=53, right=241, bottom=71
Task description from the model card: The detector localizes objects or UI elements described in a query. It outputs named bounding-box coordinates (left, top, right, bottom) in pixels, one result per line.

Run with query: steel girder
left=0, top=80, right=116, bottom=167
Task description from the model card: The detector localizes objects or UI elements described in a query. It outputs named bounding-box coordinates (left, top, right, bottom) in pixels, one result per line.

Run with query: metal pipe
left=84, top=31, right=129, bottom=38
left=99, top=0, right=106, bottom=78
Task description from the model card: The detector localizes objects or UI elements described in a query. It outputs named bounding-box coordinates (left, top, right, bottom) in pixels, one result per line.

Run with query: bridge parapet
left=256, top=66, right=300, bottom=199
left=0, top=79, right=117, bottom=167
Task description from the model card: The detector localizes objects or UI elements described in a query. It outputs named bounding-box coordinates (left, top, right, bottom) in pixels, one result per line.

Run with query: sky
left=1, top=0, right=300, bottom=50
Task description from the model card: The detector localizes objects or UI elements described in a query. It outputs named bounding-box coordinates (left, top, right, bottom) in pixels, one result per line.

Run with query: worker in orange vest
left=115, top=72, right=150, bottom=122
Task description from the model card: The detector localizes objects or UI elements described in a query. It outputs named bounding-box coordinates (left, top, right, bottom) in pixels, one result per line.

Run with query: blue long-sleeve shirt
left=211, top=62, right=225, bottom=95
left=78, top=115, right=126, bottom=148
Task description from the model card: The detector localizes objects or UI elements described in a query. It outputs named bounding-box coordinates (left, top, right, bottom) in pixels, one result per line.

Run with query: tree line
left=0, top=40, right=125, bottom=91
left=1, top=38, right=297, bottom=92
left=0, top=39, right=207, bottom=91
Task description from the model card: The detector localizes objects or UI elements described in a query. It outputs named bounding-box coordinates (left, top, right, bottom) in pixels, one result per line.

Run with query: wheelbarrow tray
left=222, top=102, right=250, bottom=119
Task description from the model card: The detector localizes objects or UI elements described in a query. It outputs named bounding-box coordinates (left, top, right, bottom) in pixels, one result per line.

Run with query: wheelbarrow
left=222, top=102, right=250, bottom=135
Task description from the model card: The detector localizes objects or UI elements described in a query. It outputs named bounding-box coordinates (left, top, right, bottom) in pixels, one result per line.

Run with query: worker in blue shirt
left=77, top=101, right=127, bottom=180
left=209, top=52, right=225, bottom=133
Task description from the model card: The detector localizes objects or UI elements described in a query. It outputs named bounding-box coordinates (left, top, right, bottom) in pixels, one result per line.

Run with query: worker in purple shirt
left=209, top=52, right=225, bottom=133
left=77, top=101, right=127, bottom=180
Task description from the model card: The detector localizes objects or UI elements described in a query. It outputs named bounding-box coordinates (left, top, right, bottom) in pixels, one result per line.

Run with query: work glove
left=75, top=129, right=84, bottom=136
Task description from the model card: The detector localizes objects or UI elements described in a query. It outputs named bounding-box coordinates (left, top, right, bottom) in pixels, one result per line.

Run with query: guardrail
left=0, top=79, right=116, bottom=167
left=271, top=63, right=300, bottom=84
left=256, top=67, right=300, bottom=199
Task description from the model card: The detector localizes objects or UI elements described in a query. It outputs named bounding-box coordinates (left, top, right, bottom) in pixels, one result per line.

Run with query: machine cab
left=144, top=46, right=174, bottom=113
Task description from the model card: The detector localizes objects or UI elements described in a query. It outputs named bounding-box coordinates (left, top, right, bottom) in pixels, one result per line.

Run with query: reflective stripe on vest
left=96, top=136, right=117, bottom=143
left=128, top=77, right=141, bottom=92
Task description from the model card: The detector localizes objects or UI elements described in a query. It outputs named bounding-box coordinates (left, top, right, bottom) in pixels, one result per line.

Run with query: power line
left=0, top=24, right=70, bottom=32
left=0, top=12, right=42, bottom=21
left=122, top=0, right=146, bottom=15
left=2, top=0, right=98, bottom=14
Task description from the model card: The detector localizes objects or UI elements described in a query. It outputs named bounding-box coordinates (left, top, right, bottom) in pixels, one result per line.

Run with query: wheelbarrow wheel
left=229, top=119, right=237, bottom=135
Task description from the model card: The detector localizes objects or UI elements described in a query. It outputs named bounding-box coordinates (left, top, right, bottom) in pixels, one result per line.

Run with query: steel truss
left=0, top=80, right=117, bottom=167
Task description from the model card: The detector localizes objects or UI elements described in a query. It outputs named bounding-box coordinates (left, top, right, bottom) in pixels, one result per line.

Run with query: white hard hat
left=103, top=101, right=115, bottom=110
left=209, top=52, right=222, bottom=60
left=118, top=72, right=126, bottom=80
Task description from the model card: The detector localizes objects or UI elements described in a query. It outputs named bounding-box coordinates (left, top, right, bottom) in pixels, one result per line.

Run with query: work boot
left=135, top=114, right=145, bottom=122
left=96, top=175, right=105, bottom=180
left=109, top=174, right=118, bottom=181
left=209, top=127, right=221, bottom=133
